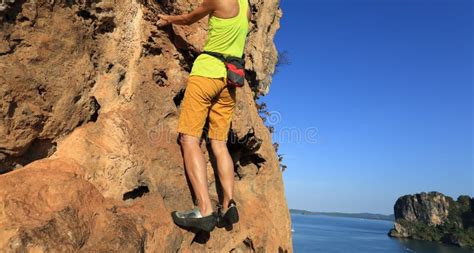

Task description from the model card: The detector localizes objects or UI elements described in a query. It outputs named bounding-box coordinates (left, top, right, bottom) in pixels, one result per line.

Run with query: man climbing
left=157, top=0, right=251, bottom=232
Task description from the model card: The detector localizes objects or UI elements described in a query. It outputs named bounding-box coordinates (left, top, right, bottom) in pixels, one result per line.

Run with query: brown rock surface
left=0, top=0, right=291, bottom=252
left=393, top=192, right=451, bottom=226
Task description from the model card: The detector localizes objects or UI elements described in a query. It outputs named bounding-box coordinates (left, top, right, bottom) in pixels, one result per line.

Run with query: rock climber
left=157, top=0, right=251, bottom=232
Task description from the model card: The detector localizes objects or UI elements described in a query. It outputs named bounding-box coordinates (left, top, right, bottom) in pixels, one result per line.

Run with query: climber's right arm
left=157, top=0, right=216, bottom=26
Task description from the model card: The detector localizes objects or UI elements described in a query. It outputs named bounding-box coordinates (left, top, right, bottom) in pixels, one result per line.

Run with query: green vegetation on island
left=389, top=192, right=474, bottom=248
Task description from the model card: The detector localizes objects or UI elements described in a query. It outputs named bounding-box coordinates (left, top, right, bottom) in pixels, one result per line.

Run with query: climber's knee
left=179, top=133, right=200, bottom=148
left=210, top=139, right=228, bottom=156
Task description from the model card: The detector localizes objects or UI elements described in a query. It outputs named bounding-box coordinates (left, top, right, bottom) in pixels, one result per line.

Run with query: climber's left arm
left=157, top=0, right=216, bottom=27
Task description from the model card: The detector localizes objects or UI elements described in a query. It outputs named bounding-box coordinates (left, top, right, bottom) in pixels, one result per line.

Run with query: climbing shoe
left=171, top=207, right=217, bottom=232
left=216, top=200, right=239, bottom=228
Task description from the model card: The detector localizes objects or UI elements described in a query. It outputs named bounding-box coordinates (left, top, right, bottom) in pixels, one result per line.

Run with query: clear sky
left=261, top=0, right=473, bottom=214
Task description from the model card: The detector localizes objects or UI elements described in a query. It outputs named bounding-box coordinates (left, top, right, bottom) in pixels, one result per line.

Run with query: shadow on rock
left=171, top=220, right=211, bottom=244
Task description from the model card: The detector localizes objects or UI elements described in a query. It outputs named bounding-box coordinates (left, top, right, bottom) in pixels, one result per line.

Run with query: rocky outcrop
left=393, top=192, right=451, bottom=226
left=0, top=0, right=291, bottom=252
left=389, top=192, right=474, bottom=248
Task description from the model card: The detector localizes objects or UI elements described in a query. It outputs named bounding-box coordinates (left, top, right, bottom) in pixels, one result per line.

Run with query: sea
left=291, top=213, right=474, bottom=253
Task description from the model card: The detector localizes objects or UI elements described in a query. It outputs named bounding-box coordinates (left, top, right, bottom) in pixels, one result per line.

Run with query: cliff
left=389, top=192, right=474, bottom=248
left=0, top=0, right=292, bottom=252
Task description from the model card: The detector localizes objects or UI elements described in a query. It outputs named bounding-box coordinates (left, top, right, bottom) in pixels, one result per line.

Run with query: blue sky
left=261, top=0, right=473, bottom=214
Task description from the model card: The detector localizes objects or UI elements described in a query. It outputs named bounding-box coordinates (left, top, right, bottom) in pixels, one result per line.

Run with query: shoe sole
left=172, top=212, right=216, bottom=232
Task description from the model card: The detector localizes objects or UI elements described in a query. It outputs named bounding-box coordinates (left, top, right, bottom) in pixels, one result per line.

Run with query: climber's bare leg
left=180, top=133, right=213, bottom=216
left=210, top=139, right=234, bottom=211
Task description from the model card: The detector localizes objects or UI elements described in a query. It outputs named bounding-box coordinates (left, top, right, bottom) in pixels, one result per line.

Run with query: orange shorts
left=177, top=75, right=236, bottom=141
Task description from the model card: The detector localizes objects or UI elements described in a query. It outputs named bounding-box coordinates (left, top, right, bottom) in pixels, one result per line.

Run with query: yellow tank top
left=190, top=0, right=249, bottom=78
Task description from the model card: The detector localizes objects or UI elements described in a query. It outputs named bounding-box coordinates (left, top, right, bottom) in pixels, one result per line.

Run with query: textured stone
left=0, top=0, right=292, bottom=251
left=394, top=192, right=450, bottom=226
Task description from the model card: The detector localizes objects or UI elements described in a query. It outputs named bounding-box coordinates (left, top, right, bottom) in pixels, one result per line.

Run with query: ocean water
left=291, top=213, right=474, bottom=253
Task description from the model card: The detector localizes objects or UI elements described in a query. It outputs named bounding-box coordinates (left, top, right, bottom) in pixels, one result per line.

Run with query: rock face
left=0, top=0, right=292, bottom=252
left=393, top=192, right=451, bottom=226
left=389, top=192, right=474, bottom=248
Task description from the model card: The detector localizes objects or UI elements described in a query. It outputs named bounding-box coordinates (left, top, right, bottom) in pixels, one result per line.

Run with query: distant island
left=389, top=192, right=474, bottom=248
left=290, top=209, right=394, bottom=221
